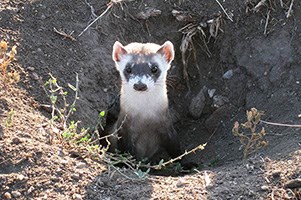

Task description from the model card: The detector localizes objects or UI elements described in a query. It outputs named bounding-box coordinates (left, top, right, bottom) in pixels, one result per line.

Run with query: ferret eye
left=151, top=64, right=158, bottom=73
left=125, top=64, right=132, bottom=74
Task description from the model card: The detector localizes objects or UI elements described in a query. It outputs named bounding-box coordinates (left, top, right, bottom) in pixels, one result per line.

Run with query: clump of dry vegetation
left=176, top=5, right=227, bottom=89
left=0, top=40, right=19, bottom=89
left=232, top=108, right=269, bottom=159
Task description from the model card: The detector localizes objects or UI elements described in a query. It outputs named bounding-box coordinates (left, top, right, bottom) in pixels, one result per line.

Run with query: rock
left=222, top=70, right=234, bottom=79
left=16, top=174, right=26, bottom=181
left=27, top=67, right=35, bottom=71
left=189, top=87, right=207, bottom=119
left=208, top=89, right=216, bottom=98
left=176, top=179, right=185, bottom=187
left=4, top=192, right=11, bottom=199
left=73, top=194, right=82, bottom=200
left=213, top=95, right=229, bottom=108
left=284, top=179, right=301, bottom=189
left=11, top=191, right=21, bottom=198
left=96, top=179, right=104, bottom=187
left=71, top=174, right=80, bottom=180
left=60, top=159, right=68, bottom=165
left=260, top=185, right=269, bottom=191
left=0, top=125, right=3, bottom=139
left=11, top=137, right=22, bottom=145
left=32, top=72, right=40, bottom=81
left=76, top=162, right=87, bottom=169
left=205, top=105, right=235, bottom=132
left=28, top=186, right=35, bottom=194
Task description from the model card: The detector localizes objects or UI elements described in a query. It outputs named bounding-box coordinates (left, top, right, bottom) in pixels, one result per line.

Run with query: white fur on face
left=120, top=83, right=168, bottom=119
left=115, top=55, right=132, bottom=72
left=128, top=75, right=154, bottom=91
left=113, top=42, right=174, bottom=119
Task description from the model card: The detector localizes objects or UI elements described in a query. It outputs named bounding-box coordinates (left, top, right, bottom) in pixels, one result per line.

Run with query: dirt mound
left=1, top=0, right=301, bottom=199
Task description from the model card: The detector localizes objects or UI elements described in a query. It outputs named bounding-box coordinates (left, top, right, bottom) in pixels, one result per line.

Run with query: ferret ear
left=157, top=41, right=175, bottom=64
left=112, top=41, right=128, bottom=62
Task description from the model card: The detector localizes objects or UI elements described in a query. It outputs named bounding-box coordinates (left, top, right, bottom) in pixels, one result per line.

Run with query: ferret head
left=112, top=41, right=174, bottom=92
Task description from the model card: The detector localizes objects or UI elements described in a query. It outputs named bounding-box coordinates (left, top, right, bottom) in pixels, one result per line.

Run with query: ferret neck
left=120, top=86, right=169, bottom=119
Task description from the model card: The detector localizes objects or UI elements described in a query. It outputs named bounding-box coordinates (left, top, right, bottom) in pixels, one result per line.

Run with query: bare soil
left=1, top=0, right=301, bottom=199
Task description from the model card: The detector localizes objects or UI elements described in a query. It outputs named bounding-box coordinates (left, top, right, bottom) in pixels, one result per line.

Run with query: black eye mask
left=123, top=62, right=161, bottom=83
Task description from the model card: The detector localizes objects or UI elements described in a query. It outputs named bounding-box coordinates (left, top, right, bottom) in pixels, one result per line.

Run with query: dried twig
left=53, top=27, right=76, bottom=41
left=260, top=120, right=301, bottom=128
left=279, top=0, right=284, bottom=8
left=144, top=143, right=206, bottom=170
left=254, top=0, right=267, bottom=12
left=84, top=0, right=98, bottom=18
left=78, top=0, right=134, bottom=37
left=264, top=10, right=270, bottom=36
left=286, top=0, right=294, bottom=18
left=90, top=115, right=127, bottom=145
left=214, top=0, right=233, bottom=22
left=78, top=2, right=113, bottom=37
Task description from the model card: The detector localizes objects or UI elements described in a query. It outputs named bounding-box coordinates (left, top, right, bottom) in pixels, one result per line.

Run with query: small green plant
left=5, top=109, right=14, bottom=128
left=232, top=107, right=268, bottom=159
left=43, top=74, right=105, bottom=160
left=43, top=73, right=79, bottom=130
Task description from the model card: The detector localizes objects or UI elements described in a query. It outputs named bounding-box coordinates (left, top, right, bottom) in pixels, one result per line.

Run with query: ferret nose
left=133, top=83, right=147, bottom=91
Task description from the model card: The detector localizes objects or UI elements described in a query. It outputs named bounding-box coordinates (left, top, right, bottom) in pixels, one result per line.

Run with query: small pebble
left=16, top=174, right=26, bottom=181
left=4, top=192, right=11, bottom=199
left=213, top=95, right=229, bottom=108
left=73, top=194, right=82, bottom=200
left=32, top=72, right=40, bottom=80
left=11, top=191, right=21, bottom=198
left=76, top=162, right=87, bottom=169
left=222, top=69, right=234, bottom=79
left=71, top=174, right=80, bottom=180
left=176, top=179, right=186, bottom=187
left=27, top=67, right=35, bottom=71
left=28, top=186, right=35, bottom=193
left=284, top=179, right=301, bottom=189
left=208, top=89, right=216, bottom=98
left=11, top=137, right=22, bottom=145
left=260, top=185, right=269, bottom=191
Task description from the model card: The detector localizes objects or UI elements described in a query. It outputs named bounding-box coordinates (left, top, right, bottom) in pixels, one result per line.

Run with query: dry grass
left=232, top=108, right=269, bottom=159
left=0, top=40, right=19, bottom=89
left=179, top=14, right=224, bottom=89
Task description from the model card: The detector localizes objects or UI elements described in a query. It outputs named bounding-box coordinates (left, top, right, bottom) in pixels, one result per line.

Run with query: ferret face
left=112, top=41, right=174, bottom=92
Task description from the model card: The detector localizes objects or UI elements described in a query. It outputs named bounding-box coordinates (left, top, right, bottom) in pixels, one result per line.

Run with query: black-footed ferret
left=107, top=41, right=182, bottom=162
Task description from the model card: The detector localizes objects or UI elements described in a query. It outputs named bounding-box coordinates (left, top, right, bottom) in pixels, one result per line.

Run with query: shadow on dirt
left=85, top=171, right=153, bottom=200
